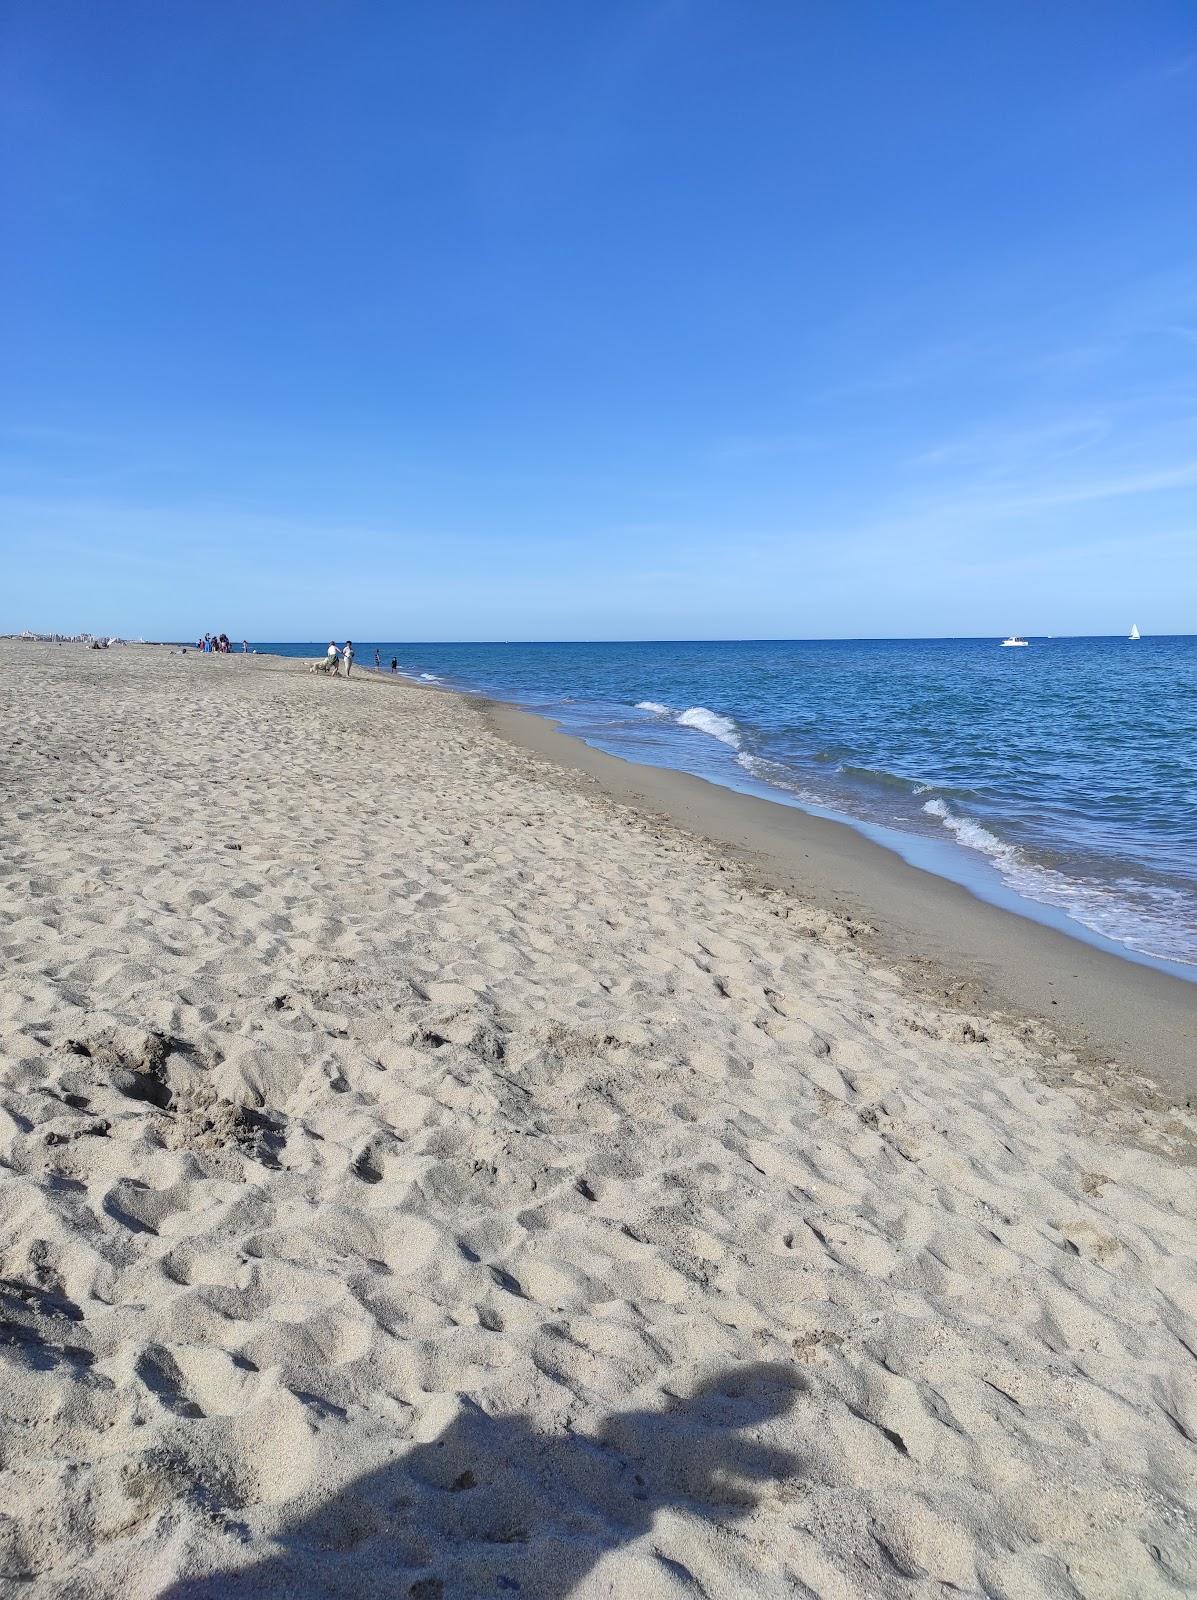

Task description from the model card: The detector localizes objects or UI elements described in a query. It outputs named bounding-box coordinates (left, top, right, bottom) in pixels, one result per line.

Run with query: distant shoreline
left=10, top=632, right=1194, bottom=644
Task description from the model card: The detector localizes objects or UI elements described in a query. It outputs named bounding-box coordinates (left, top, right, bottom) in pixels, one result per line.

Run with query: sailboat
left=1129, top=623, right=1141, bottom=640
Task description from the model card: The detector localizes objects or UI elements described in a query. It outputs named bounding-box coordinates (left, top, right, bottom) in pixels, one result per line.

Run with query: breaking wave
left=922, top=797, right=1191, bottom=963
left=922, top=797, right=1017, bottom=865
left=676, top=706, right=741, bottom=747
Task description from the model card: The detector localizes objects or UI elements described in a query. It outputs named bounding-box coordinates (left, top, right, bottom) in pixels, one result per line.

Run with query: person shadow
left=160, top=1362, right=803, bottom=1599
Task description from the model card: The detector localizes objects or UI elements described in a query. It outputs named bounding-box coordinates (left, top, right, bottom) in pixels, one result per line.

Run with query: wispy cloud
left=997, top=461, right=1197, bottom=511
left=910, top=414, right=1113, bottom=472
left=1162, top=52, right=1197, bottom=80
left=0, top=494, right=412, bottom=564
left=816, top=335, right=993, bottom=405
left=712, top=431, right=824, bottom=464
left=881, top=460, right=1197, bottom=545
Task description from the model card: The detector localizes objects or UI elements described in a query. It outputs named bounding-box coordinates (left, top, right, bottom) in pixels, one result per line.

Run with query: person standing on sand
left=390, top=657, right=398, bottom=673
left=343, top=640, right=354, bottom=676
left=327, top=641, right=339, bottom=665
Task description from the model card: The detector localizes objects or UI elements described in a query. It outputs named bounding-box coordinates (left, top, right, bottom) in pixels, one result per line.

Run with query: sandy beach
left=2, top=639, right=1195, bottom=1599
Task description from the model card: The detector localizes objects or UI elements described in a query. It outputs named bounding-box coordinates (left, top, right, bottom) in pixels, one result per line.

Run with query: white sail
left=1129, top=623, right=1141, bottom=640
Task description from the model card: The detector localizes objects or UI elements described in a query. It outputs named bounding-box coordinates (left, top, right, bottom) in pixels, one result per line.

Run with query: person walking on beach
left=390, top=657, right=398, bottom=674
left=373, top=648, right=381, bottom=670
left=327, top=641, right=339, bottom=666
left=343, top=640, right=354, bottom=676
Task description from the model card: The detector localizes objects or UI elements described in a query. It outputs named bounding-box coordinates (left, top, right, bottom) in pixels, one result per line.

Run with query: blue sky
left=3, top=1, right=1195, bottom=640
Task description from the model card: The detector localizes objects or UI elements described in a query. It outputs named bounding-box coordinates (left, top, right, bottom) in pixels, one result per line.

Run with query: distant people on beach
left=390, top=657, right=398, bottom=673
left=373, top=648, right=381, bottom=669
left=197, top=632, right=234, bottom=654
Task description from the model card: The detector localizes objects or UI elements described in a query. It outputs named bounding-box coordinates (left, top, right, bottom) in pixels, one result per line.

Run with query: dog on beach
left=308, top=657, right=340, bottom=675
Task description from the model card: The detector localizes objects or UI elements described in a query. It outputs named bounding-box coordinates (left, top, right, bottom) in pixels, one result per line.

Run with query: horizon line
left=6, top=631, right=1188, bottom=646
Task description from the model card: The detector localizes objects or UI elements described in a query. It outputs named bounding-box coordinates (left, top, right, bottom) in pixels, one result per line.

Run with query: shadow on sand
left=160, top=1362, right=803, bottom=1599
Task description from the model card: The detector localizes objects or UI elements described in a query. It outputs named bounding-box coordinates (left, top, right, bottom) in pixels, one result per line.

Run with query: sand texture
left=1, top=641, right=1195, bottom=1599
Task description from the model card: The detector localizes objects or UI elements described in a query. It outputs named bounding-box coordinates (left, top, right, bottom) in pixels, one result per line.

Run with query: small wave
left=736, top=751, right=827, bottom=807
left=420, top=673, right=440, bottom=681
left=922, top=798, right=1016, bottom=864
left=677, top=706, right=741, bottom=747
left=635, top=701, right=669, bottom=714
left=922, top=798, right=1195, bottom=964
left=840, top=763, right=928, bottom=794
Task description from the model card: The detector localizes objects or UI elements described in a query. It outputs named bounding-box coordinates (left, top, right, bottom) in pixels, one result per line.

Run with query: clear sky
left=3, top=2, right=1195, bottom=640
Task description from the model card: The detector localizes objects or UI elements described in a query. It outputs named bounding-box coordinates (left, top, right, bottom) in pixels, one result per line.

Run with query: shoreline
left=194, top=639, right=1192, bottom=994
left=251, top=637, right=1197, bottom=989
left=4, top=639, right=1197, bottom=1595
left=482, top=697, right=1197, bottom=1105
left=199, top=644, right=1194, bottom=1107
left=65, top=642, right=1196, bottom=1102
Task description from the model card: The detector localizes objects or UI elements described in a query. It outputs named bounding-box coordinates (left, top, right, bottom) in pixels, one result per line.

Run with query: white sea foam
left=677, top=706, right=741, bottom=747
left=922, top=798, right=1017, bottom=865
left=636, top=701, right=669, bottom=714
left=420, top=673, right=440, bottom=681
left=922, top=797, right=1193, bottom=964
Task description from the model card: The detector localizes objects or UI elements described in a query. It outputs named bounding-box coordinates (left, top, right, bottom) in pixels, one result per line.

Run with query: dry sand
left=1, top=640, right=1195, bottom=1599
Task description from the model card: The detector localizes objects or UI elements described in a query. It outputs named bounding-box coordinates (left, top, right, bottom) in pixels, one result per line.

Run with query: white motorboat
left=1000, top=635, right=1029, bottom=647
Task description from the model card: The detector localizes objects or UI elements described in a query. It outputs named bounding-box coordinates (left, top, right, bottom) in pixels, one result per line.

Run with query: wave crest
left=922, top=798, right=1015, bottom=864
left=677, top=706, right=741, bottom=747
left=921, top=798, right=1192, bottom=963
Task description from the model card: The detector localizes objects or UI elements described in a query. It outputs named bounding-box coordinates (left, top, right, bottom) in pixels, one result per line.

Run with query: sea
left=258, top=637, right=1197, bottom=979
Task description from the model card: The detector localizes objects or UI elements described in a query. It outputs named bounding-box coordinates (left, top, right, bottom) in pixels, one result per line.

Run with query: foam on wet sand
left=1, top=641, right=1195, bottom=1598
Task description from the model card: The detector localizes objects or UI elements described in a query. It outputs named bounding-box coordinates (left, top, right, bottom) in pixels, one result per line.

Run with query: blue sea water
left=259, top=637, right=1197, bottom=975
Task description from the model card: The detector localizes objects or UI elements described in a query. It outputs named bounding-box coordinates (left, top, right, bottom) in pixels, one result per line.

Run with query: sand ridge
left=1, top=641, right=1195, bottom=1598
